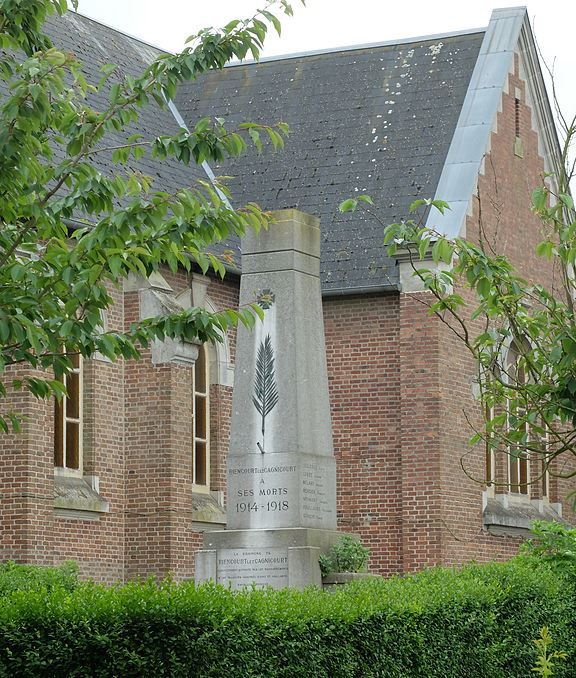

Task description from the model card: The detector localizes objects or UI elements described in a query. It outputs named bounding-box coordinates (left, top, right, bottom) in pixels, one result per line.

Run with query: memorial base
left=195, top=527, right=343, bottom=590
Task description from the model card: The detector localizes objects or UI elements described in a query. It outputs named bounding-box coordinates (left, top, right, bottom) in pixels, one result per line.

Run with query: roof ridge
left=223, top=27, right=486, bottom=68
left=68, top=9, right=173, bottom=56
left=68, top=10, right=484, bottom=70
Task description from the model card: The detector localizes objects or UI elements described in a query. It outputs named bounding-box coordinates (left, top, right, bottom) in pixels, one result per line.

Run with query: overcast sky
left=75, top=1, right=574, bottom=125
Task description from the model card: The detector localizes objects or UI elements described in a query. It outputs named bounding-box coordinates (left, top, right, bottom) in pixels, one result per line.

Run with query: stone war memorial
left=196, top=210, right=343, bottom=589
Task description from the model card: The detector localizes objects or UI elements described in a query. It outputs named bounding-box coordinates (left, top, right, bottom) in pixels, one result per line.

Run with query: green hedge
left=0, top=558, right=574, bottom=677
left=0, top=560, right=79, bottom=596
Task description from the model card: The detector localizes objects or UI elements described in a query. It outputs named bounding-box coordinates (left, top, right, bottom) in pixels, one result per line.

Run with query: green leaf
left=339, top=198, right=358, bottom=213
left=357, top=195, right=374, bottom=206
left=535, top=240, right=554, bottom=258
left=248, top=128, right=262, bottom=152
left=418, top=237, right=430, bottom=260
left=532, top=186, right=548, bottom=212
left=261, top=10, right=282, bottom=36
left=559, top=193, right=574, bottom=210
left=409, top=199, right=427, bottom=213
left=437, top=239, right=453, bottom=264
left=476, top=277, right=492, bottom=298
left=44, top=49, right=66, bottom=66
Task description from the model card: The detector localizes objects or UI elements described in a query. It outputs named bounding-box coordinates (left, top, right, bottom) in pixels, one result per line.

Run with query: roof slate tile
left=176, top=32, right=484, bottom=291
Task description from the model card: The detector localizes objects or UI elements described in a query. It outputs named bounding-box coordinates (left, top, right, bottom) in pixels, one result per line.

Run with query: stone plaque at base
left=216, top=548, right=288, bottom=589
left=196, top=527, right=340, bottom=590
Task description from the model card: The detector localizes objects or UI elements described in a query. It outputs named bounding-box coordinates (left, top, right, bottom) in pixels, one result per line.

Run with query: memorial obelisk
left=195, top=209, right=341, bottom=589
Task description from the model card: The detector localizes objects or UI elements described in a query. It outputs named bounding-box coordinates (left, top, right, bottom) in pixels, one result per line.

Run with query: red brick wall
left=324, top=294, right=403, bottom=575
left=0, top=367, right=54, bottom=566
left=54, top=356, right=126, bottom=583
left=206, top=276, right=238, bottom=501
left=436, top=55, right=575, bottom=566
left=322, top=54, right=576, bottom=577
left=323, top=291, right=445, bottom=575
left=51, top=286, right=125, bottom=582
left=123, top=272, right=238, bottom=581
left=0, top=286, right=127, bottom=582
left=398, top=293, right=443, bottom=572
left=0, top=269, right=238, bottom=582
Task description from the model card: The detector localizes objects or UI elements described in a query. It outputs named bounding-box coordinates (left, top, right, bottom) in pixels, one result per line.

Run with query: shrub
left=318, top=535, right=370, bottom=575
left=523, top=520, right=576, bottom=568
left=0, top=558, right=574, bottom=677
left=0, top=560, right=79, bottom=596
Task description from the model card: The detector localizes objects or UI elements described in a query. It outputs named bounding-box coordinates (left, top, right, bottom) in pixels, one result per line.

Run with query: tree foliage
left=0, top=0, right=300, bottom=431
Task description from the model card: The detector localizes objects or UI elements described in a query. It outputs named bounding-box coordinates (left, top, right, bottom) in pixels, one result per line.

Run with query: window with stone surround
left=193, top=344, right=210, bottom=490
left=54, top=353, right=83, bottom=474
left=540, top=424, right=550, bottom=499
left=484, top=338, right=550, bottom=500
left=505, top=339, right=549, bottom=499
left=483, top=338, right=558, bottom=536
left=485, top=402, right=495, bottom=489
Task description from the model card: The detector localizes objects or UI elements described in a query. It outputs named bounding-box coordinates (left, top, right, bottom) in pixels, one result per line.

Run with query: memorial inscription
left=227, top=454, right=336, bottom=530
left=217, top=548, right=288, bottom=589
left=228, top=460, right=297, bottom=529
left=301, top=460, right=333, bottom=523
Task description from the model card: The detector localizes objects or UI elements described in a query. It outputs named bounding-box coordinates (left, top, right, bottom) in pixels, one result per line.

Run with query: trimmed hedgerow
left=0, top=558, right=574, bottom=677
left=0, top=560, right=79, bottom=597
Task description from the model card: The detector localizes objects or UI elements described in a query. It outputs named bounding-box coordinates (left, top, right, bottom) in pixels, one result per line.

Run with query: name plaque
left=217, top=548, right=288, bottom=589
left=301, top=459, right=333, bottom=523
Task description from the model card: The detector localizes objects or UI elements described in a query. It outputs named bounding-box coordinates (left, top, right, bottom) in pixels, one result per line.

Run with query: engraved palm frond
left=252, top=334, right=279, bottom=443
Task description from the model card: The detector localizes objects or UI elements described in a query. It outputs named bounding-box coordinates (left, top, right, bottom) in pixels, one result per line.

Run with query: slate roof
left=176, top=31, right=485, bottom=292
left=38, top=13, right=208, bottom=226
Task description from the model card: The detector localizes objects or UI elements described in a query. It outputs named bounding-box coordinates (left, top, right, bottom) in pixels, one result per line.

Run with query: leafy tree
left=0, top=0, right=299, bottom=431
left=340, top=115, right=576, bottom=486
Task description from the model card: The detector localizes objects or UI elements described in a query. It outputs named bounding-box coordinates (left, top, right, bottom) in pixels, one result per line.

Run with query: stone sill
left=191, top=491, right=226, bottom=530
left=483, top=494, right=563, bottom=538
left=54, top=474, right=109, bottom=520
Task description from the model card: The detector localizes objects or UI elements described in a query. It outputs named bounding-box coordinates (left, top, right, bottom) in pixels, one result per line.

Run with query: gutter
left=65, top=218, right=399, bottom=292
left=322, top=283, right=399, bottom=297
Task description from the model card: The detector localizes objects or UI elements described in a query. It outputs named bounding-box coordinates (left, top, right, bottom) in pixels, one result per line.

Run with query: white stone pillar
left=195, top=209, right=341, bottom=589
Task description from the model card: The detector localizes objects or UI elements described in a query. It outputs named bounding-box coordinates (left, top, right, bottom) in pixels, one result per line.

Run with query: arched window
left=540, top=427, right=550, bottom=499
left=54, top=354, right=83, bottom=473
left=193, top=344, right=210, bottom=489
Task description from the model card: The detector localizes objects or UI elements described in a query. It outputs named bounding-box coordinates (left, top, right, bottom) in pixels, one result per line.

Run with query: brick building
left=1, top=7, right=572, bottom=582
